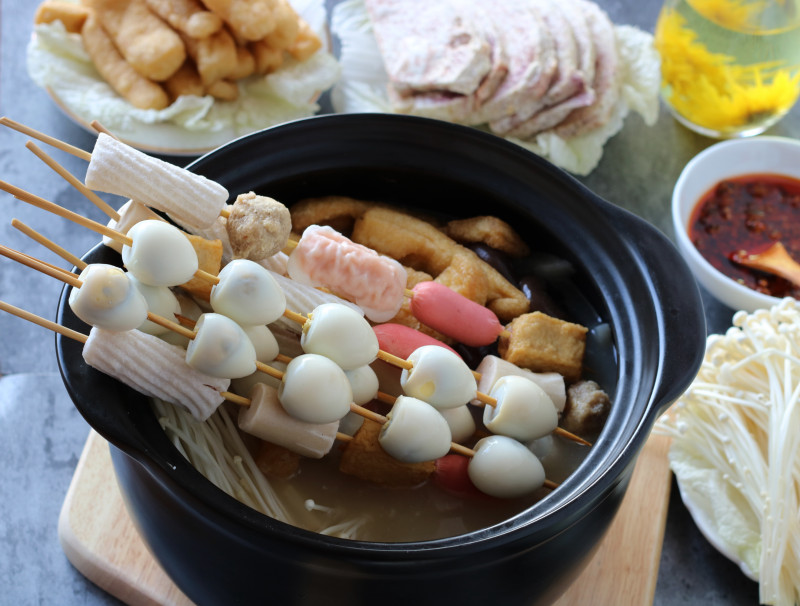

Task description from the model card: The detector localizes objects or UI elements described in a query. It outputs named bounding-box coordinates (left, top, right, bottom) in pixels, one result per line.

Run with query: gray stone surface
left=0, top=0, right=797, bottom=604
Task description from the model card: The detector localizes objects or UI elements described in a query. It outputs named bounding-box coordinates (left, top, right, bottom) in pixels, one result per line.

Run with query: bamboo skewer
left=11, top=219, right=87, bottom=270
left=0, top=116, right=92, bottom=161
left=0, top=300, right=88, bottom=344
left=0, top=180, right=125, bottom=243
left=24, top=141, right=119, bottom=221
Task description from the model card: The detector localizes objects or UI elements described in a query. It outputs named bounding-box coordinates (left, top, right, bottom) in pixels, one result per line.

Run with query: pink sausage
left=372, top=323, right=460, bottom=359
left=410, top=281, right=503, bottom=347
left=287, top=225, right=406, bottom=323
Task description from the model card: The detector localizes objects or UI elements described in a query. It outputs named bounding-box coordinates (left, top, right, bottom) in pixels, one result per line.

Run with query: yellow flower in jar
left=654, top=0, right=800, bottom=137
left=688, top=0, right=767, bottom=31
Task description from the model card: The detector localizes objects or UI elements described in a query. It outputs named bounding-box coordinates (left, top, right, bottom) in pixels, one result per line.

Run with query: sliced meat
left=497, top=0, right=599, bottom=138
left=365, top=0, right=492, bottom=96
left=561, top=0, right=597, bottom=90
left=504, top=89, right=596, bottom=139
left=536, top=0, right=582, bottom=106
left=553, top=0, right=620, bottom=139
left=467, top=0, right=556, bottom=126
left=387, top=1, right=508, bottom=123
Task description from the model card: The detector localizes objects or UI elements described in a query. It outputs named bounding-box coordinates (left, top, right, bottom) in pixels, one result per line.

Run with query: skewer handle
left=0, top=117, right=92, bottom=161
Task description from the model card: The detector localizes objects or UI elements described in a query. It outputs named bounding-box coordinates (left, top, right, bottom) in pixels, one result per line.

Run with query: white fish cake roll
left=468, top=435, right=545, bottom=499
left=210, top=259, right=286, bottom=326
left=268, top=270, right=364, bottom=334
left=128, top=275, right=181, bottom=335
left=379, top=396, right=452, bottom=463
left=257, top=251, right=289, bottom=275
left=401, top=345, right=477, bottom=409
left=474, top=355, right=566, bottom=413
left=69, top=264, right=148, bottom=332
left=344, top=365, right=379, bottom=406
left=83, top=326, right=229, bottom=421
left=278, top=353, right=353, bottom=424
left=301, top=303, right=379, bottom=370
left=122, top=220, right=199, bottom=286
left=238, top=382, right=338, bottom=459
left=439, top=405, right=476, bottom=443
left=85, top=133, right=228, bottom=230
left=185, top=313, right=258, bottom=379
left=483, top=376, right=558, bottom=442
left=103, top=200, right=164, bottom=253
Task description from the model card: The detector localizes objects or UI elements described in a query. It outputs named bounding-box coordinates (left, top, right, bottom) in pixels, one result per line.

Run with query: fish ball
left=185, top=313, right=257, bottom=378
left=210, top=259, right=286, bottom=326
left=379, top=396, right=452, bottom=463
left=278, top=353, right=353, bottom=424
left=483, top=376, right=558, bottom=441
left=242, top=324, right=280, bottom=362
left=69, top=264, right=148, bottom=332
left=439, top=405, right=476, bottom=443
left=128, top=275, right=180, bottom=335
left=468, top=435, right=545, bottom=498
left=301, top=303, right=379, bottom=370
left=345, top=365, right=379, bottom=405
left=122, top=220, right=198, bottom=286
left=401, top=345, right=477, bottom=409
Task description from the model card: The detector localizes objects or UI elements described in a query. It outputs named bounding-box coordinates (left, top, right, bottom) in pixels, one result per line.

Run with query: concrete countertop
left=1, top=0, right=797, bottom=604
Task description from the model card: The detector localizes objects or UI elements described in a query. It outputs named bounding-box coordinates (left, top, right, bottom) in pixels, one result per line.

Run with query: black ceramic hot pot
left=57, top=114, right=705, bottom=606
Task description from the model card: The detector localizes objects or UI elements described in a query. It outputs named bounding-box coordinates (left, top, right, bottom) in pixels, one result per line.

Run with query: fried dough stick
left=80, top=13, right=170, bottom=110
left=164, top=60, right=205, bottom=100
left=82, top=0, right=186, bottom=81
left=181, top=27, right=238, bottom=86
left=199, top=0, right=277, bottom=42
left=143, top=0, right=222, bottom=38
left=34, top=1, right=91, bottom=33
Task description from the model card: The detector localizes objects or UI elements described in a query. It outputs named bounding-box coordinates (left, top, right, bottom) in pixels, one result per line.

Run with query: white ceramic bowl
left=672, top=136, right=800, bottom=313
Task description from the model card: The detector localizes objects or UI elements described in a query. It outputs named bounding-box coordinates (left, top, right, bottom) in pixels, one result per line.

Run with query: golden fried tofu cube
left=498, top=311, right=587, bottom=383
left=179, top=235, right=223, bottom=301
left=254, top=439, right=300, bottom=480
left=339, top=419, right=434, bottom=488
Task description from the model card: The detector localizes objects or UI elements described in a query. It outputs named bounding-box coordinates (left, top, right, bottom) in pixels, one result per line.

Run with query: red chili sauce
left=689, top=173, right=800, bottom=298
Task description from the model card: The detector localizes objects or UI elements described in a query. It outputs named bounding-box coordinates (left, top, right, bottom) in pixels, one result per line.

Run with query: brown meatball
left=562, top=380, right=611, bottom=436
left=226, top=192, right=291, bottom=260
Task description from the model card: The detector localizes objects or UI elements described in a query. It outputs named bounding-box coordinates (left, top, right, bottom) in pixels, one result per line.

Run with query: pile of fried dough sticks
left=34, top=0, right=322, bottom=109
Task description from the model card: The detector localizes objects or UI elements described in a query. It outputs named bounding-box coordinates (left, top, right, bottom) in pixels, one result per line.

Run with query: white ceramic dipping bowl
left=672, top=136, right=800, bottom=313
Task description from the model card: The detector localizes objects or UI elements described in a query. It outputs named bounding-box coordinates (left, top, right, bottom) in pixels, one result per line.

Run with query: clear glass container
left=654, top=0, right=800, bottom=138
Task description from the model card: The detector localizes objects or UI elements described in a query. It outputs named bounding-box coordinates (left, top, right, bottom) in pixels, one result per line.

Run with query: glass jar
left=654, top=0, right=800, bottom=138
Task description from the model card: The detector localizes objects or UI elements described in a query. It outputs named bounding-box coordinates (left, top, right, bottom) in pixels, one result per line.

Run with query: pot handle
left=600, top=203, right=706, bottom=419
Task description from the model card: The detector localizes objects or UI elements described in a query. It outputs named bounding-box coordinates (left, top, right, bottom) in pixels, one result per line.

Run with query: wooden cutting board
left=59, top=430, right=673, bottom=606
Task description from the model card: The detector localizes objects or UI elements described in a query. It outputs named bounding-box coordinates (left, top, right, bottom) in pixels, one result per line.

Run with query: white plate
left=45, top=87, right=246, bottom=156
